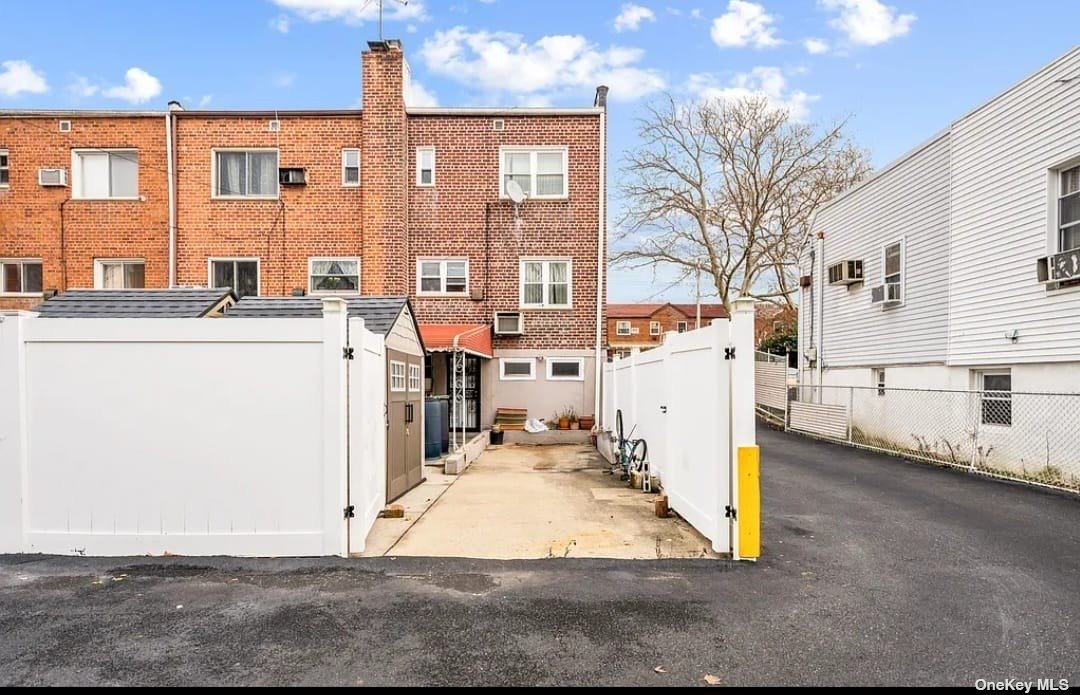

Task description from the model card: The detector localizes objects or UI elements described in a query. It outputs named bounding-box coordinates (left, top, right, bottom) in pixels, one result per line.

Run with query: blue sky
left=2, top=0, right=1079, bottom=301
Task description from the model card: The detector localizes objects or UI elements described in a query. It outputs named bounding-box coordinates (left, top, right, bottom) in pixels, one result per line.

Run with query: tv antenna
left=368, top=0, right=409, bottom=41
left=506, top=179, right=527, bottom=220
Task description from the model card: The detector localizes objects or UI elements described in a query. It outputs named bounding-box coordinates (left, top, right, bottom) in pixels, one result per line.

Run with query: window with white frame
left=309, top=258, right=360, bottom=294
left=1, top=259, right=42, bottom=295
left=416, top=147, right=435, bottom=186
left=677, top=321, right=688, bottom=333
left=978, top=370, right=1012, bottom=427
left=616, top=320, right=631, bottom=336
left=520, top=259, right=571, bottom=308
left=0, top=149, right=9, bottom=187
left=72, top=150, right=138, bottom=199
left=95, top=259, right=145, bottom=289
left=210, top=258, right=259, bottom=298
left=883, top=240, right=903, bottom=301
left=213, top=149, right=279, bottom=198
left=342, top=149, right=360, bottom=187
left=390, top=361, right=407, bottom=392
left=499, top=358, right=536, bottom=381
left=874, top=368, right=886, bottom=397
left=501, top=148, right=567, bottom=199
left=650, top=320, right=661, bottom=335
left=417, top=258, right=468, bottom=295
left=547, top=357, right=584, bottom=381
left=1059, top=165, right=1080, bottom=252
left=408, top=364, right=422, bottom=392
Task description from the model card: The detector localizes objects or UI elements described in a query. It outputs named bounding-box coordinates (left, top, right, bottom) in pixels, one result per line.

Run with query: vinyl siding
left=947, top=47, right=1080, bottom=365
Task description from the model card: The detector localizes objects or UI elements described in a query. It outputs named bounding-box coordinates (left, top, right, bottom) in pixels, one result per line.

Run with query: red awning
left=418, top=324, right=493, bottom=359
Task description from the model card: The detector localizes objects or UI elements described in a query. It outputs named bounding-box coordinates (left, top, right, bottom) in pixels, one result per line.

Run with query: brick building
left=606, top=302, right=728, bottom=358
left=0, top=40, right=607, bottom=430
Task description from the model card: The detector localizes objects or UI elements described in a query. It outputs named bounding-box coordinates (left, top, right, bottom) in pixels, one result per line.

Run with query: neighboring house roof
left=34, top=289, right=236, bottom=318
left=608, top=302, right=728, bottom=320
left=226, top=296, right=422, bottom=342
left=419, top=324, right=493, bottom=359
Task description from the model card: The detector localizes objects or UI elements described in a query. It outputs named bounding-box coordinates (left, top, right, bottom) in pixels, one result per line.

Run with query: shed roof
left=35, top=289, right=236, bottom=318
left=226, top=295, right=421, bottom=340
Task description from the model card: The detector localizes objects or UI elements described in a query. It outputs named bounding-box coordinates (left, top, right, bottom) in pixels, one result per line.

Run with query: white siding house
left=800, top=46, right=1080, bottom=396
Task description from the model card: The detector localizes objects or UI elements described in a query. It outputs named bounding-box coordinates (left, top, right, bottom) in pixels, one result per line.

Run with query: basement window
left=547, top=357, right=584, bottom=382
left=500, top=358, right=536, bottom=381
left=979, top=371, right=1012, bottom=427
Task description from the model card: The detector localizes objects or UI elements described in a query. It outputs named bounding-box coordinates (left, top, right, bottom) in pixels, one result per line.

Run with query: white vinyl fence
left=0, top=299, right=386, bottom=558
left=601, top=298, right=756, bottom=557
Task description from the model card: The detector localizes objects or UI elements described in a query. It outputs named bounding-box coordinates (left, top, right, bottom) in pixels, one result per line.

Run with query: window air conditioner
left=827, top=260, right=864, bottom=286
left=278, top=168, right=306, bottom=185
left=494, top=311, right=523, bottom=335
left=1036, top=249, right=1080, bottom=284
left=38, top=168, right=68, bottom=186
left=870, top=283, right=902, bottom=306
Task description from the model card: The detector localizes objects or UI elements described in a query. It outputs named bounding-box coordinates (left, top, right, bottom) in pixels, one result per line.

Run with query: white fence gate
left=0, top=299, right=386, bottom=558
left=601, top=299, right=756, bottom=557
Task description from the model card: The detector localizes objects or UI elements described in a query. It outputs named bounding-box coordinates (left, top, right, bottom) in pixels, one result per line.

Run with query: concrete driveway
left=1, top=426, right=1078, bottom=686
left=362, top=444, right=715, bottom=559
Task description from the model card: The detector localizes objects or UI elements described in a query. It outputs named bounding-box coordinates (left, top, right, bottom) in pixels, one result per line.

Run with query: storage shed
left=227, top=296, right=427, bottom=501
left=34, top=288, right=236, bottom=318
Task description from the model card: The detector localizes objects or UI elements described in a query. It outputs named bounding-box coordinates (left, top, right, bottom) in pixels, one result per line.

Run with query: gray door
left=387, top=350, right=424, bottom=502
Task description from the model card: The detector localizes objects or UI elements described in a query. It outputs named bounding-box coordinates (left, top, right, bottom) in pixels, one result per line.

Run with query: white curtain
left=250, top=153, right=277, bottom=195
left=109, top=153, right=138, bottom=197
left=218, top=153, right=244, bottom=196
left=101, top=263, right=124, bottom=288
left=536, top=152, right=564, bottom=196
left=549, top=262, right=568, bottom=305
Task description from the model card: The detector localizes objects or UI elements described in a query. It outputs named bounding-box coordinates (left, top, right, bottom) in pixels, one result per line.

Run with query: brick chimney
left=361, top=39, right=408, bottom=294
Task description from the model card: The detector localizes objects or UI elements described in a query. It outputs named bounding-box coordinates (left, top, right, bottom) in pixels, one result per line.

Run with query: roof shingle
left=35, top=289, right=235, bottom=318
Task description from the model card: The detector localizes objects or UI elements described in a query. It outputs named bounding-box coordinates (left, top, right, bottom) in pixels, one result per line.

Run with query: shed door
left=387, top=349, right=424, bottom=502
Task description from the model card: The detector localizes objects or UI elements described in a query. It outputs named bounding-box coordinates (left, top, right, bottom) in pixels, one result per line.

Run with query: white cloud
left=271, top=0, right=426, bottom=24
left=710, top=0, right=782, bottom=49
left=418, top=26, right=666, bottom=103
left=687, top=67, right=817, bottom=121
left=0, top=60, right=49, bottom=97
left=614, top=4, right=656, bottom=32
left=102, top=68, right=162, bottom=104
left=270, top=14, right=291, bottom=33
left=70, top=75, right=99, bottom=98
left=198, top=94, right=214, bottom=108
left=821, top=0, right=915, bottom=46
left=274, top=72, right=297, bottom=88
left=804, top=37, right=829, bottom=54
left=403, top=68, right=438, bottom=107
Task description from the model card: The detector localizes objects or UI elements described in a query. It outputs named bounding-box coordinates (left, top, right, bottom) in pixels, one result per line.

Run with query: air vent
left=59, top=120, right=72, bottom=133
left=278, top=167, right=306, bottom=185
left=38, top=168, right=68, bottom=187
left=492, top=119, right=506, bottom=132
left=494, top=311, right=523, bottom=335
left=268, top=120, right=281, bottom=132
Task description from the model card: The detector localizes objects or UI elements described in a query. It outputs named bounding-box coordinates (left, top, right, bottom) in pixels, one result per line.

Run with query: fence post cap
left=732, top=297, right=756, bottom=315
left=320, top=297, right=348, bottom=316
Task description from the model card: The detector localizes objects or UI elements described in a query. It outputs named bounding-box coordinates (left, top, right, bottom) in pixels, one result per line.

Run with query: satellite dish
left=506, top=179, right=526, bottom=204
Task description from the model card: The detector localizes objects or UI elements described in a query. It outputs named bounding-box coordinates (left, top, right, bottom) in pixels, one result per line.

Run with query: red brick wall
left=407, top=114, right=603, bottom=350
left=0, top=116, right=168, bottom=309
left=173, top=115, right=363, bottom=294
left=608, top=305, right=695, bottom=349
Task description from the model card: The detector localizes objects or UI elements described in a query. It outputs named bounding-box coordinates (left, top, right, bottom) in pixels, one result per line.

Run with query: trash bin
left=490, top=429, right=504, bottom=445
left=432, top=396, right=450, bottom=453
left=424, top=398, right=442, bottom=459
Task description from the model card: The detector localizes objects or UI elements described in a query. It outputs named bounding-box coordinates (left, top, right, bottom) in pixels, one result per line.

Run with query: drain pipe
left=165, top=101, right=182, bottom=287
left=594, top=86, right=608, bottom=429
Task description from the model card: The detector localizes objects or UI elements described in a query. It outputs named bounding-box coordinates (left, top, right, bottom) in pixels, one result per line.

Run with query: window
left=616, top=320, right=631, bottom=336
left=520, top=259, right=571, bottom=309
left=547, top=357, right=584, bottom=381
left=500, top=148, right=567, bottom=199
left=95, top=259, right=145, bottom=289
left=875, top=368, right=886, bottom=397
left=407, top=364, right=422, bottom=392
left=650, top=321, right=661, bottom=336
left=1059, top=166, right=1080, bottom=252
left=417, top=258, right=468, bottom=296
left=209, top=258, right=259, bottom=298
left=500, top=358, right=536, bottom=381
left=883, top=240, right=903, bottom=302
left=213, top=149, right=279, bottom=198
left=979, top=371, right=1012, bottom=427
left=677, top=321, right=688, bottom=333
left=1, top=259, right=42, bottom=295
left=390, top=361, right=407, bottom=392
left=342, top=149, right=360, bottom=186
left=309, top=258, right=360, bottom=294
left=0, top=150, right=8, bottom=187
left=72, top=150, right=138, bottom=199
left=416, top=147, right=435, bottom=186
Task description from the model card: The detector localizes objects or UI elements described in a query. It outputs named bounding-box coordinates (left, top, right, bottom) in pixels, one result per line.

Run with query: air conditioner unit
left=38, top=168, right=68, bottom=187
left=827, top=260, right=864, bottom=285
left=870, top=282, right=902, bottom=306
left=278, top=167, right=306, bottom=185
left=494, top=311, right=523, bottom=336
left=1037, top=249, right=1080, bottom=284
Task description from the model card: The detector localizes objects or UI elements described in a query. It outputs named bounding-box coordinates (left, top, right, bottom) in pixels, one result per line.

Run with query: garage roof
left=226, top=295, right=421, bottom=340
left=35, top=289, right=236, bottom=318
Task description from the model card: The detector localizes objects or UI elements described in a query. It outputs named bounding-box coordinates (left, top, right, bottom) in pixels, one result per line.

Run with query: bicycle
left=610, top=409, right=650, bottom=488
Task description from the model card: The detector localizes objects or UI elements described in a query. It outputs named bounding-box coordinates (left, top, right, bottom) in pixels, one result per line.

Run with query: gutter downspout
left=165, top=103, right=180, bottom=288
left=815, top=231, right=825, bottom=400
left=594, top=86, right=608, bottom=428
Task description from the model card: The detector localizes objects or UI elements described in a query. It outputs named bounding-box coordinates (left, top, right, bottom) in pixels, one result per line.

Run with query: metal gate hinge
left=343, top=346, right=355, bottom=360
left=724, top=347, right=736, bottom=360
left=344, top=505, right=356, bottom=519
left=725, top=505, right=737, bottom=520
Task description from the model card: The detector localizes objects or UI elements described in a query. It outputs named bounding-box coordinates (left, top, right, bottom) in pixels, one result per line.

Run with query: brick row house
left=606, top=302, right=728, bottom=359
left=0, top=40, right=608, bottom=430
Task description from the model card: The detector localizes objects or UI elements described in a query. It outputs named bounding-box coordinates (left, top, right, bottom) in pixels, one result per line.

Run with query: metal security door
left=448, top=354, right=481, bottom=431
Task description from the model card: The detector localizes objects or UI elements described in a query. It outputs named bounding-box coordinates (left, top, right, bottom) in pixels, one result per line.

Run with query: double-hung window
left=883, top=240, right=904, bottom=303
left=342, top=149, right=360, bottom=187
left=501, top=147, right=567, bottom=199
left=417, top=258, right=468, bottom=295
left=214, top=149, right=279, bottom=198
left=416, top=147, right=435, bottom=186
left=1059, top=166, right=1080, bottom=252
left=210, top=258, right=259, bottom=298
left=650, top=320, right=661, bottom=336
left=309, top=258, right=360, bottom=294
left=1, top=259, right=42, bottom=295
left=95, top=259, right=145, bottom=289
left=677, top=321, right=688, bottom=333
left=72, top=150, right=138, bottom=199
left=979, top=371, right=1012, bottom=427
left=520, top=258, right=571, bottom=309
left=0, top=149, right=9, bottom=187
left=616, top=321, right=631, bottom=336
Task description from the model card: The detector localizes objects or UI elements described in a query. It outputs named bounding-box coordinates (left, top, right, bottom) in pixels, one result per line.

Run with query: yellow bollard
left=738, top=445, right=760, bottom=559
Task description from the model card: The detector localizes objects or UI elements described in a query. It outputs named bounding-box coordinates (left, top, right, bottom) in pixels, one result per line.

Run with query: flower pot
left=558, top=418, right=570, bottom=430
left=578, top=416, right=595, bottom=430
left=570, top=421, right=580, bottom=430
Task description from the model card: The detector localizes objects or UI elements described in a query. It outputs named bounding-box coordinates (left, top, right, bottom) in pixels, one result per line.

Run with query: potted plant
left=569, top=412, right=580, bottom=430
left=557, top=406, right=574, bottom=430
left=578, top=414, right=595, bottom=431
left=490, top=423, right=504, bottom=446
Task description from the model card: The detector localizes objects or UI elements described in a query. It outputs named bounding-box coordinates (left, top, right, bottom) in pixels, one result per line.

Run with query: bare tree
left=614, top=94, right=871, bottom=311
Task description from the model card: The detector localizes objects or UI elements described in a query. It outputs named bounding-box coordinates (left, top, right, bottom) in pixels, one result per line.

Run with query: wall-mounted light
left=1004, top=329, right=1020, bottom=343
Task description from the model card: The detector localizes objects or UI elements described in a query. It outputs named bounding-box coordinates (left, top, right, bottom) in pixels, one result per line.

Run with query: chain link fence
left=788, top=384, right=1080, bottom=494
